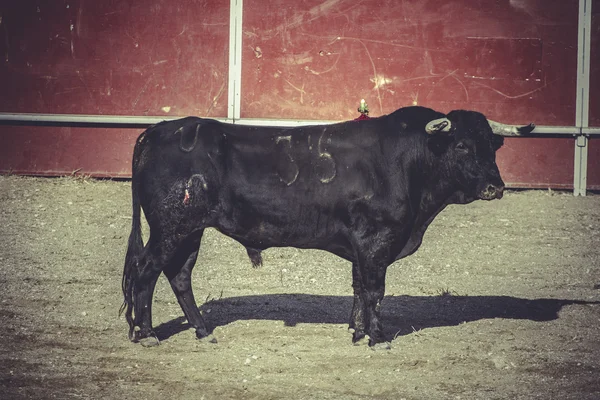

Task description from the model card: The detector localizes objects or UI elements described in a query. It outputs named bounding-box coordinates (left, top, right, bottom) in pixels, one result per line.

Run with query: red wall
left=499, top=138, right=575, bottom=190
left=0, top=125, right=139, bottom=177
left=0, top=0, right=229, bottom=116
left=241, top=0, right=577, bottom=125
left=0, top=0, right=597, bottom=188
left=0, top=0, right=229, bottom=177
left=591, top=1, right=600, bottom=128
left=588, top=2, right=600, bottom=189
left=589, top=139, right=600, bottom=188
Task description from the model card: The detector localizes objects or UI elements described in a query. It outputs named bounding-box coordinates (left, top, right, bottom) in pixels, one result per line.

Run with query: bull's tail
left=119, top=137, right=146, bottom=340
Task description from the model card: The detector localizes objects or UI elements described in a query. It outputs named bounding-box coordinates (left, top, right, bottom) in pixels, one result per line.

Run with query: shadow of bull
left=152, top=294, right=598, bottom=342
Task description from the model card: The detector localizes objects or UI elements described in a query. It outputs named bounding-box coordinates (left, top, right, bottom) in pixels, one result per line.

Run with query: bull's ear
left=425, top=118, right=452, bottom=135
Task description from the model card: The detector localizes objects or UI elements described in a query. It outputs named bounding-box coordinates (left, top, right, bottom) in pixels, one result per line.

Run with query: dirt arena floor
left=0, top=175, right=599, bottom=399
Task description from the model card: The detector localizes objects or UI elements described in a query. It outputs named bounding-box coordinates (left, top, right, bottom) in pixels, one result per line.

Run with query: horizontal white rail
left=1, top=113, right=599, bottom=135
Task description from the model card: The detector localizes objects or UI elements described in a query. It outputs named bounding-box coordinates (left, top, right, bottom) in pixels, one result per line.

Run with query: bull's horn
left=425, top=118, right=452, bottom=134
left=487, top=119, right=536, bottom=136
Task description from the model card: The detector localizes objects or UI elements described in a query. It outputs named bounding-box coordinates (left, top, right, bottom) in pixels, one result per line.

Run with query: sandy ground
left=0, top=175, right=599, bottom=400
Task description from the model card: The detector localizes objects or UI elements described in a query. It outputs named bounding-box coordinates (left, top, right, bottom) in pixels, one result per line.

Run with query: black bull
left=120, top=105, right=534, bottom=348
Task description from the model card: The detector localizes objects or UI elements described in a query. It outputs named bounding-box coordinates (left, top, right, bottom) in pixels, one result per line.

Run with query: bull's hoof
left=351, top=329, right=367, bottom=346
left=196, top=332, right=218, bottom=344
left=139, top=334, right=160, bottom=347
left=128, top=325, right=142, bottom=342
left=353, top=336, right=369, bottom=347
left=129, top=326, right=157, bottom=345
left=369, top=341, right=392, bottom=351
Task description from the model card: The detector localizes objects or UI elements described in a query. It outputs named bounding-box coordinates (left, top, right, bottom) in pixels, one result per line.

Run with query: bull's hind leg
left=131, top=232, right=188, bottom=347
left=129, top=236, right=163, bottom=347
left=163, top=230, right=216, bottom=343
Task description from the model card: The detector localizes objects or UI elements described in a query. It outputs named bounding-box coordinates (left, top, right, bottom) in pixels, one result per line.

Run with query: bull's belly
left=215, top=219, right=333, bottom=248
left=213, top=212, right=349, bottom=256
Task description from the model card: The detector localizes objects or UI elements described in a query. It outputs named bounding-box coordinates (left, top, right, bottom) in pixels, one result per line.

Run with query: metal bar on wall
left=227, top=0, right=243, bottom=121
left=0, top=113, right=186, bottom=126
left=2, top=112, right=600, bottom=137
left=574, top=0, right=592, bottom=196
left=1, top=112, right=600, bottom=136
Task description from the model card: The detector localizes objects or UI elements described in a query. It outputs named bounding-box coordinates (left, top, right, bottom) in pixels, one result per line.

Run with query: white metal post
left=574, top=0, right=591, bottom=196
left=227, top=0, right=244, bottom=122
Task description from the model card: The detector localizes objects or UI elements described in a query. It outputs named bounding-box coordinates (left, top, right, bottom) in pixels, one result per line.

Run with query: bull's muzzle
left=480, top=184, right=504, bottom=200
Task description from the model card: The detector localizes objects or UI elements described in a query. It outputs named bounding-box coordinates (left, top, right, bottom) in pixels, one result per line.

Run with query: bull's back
left=134, top=117, right=392, bottom=249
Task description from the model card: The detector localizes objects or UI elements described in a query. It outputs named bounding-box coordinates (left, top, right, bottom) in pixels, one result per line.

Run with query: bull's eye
left=455, top=142, right=468, bottom=153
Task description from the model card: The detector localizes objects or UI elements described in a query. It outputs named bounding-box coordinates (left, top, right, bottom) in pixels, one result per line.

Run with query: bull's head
left=425, top=112, right=535, bottom=201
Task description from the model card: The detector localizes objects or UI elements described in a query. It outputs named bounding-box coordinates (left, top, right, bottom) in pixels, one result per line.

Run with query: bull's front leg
left=349, top=262, right=366, bottom=342
left=350, top=252, right=391, bottom=349
left=362, top=266, right=389, bottom=348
